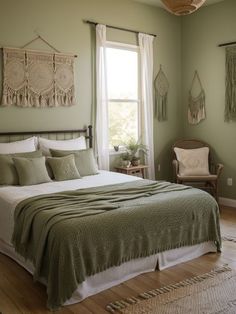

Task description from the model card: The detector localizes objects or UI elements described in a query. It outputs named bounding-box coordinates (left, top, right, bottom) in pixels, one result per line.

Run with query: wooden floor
left=0, top=206, right=236, bottom=314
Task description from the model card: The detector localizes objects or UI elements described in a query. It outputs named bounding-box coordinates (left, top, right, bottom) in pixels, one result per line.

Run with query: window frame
left=105, top=41, right=141, bottom=152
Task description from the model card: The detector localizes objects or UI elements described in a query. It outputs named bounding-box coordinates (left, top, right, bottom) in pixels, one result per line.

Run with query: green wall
left=0, top=0, right=182, bottom=181
left=0, top=0, right=234, bottom=198
left=182, top=0, right=236, bottom=199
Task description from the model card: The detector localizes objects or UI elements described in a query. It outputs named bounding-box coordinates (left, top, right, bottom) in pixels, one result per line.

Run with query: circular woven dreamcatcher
left=28, top=62, right=54, bottom=93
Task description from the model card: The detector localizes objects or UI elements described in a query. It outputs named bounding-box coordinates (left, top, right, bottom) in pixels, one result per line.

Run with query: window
left=106, top=42, right=140, bottom=149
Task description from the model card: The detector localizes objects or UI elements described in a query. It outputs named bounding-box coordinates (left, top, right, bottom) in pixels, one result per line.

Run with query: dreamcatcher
left=154, top=65, right=169, bottom=121
left=188, top=70, right=206, bottom=124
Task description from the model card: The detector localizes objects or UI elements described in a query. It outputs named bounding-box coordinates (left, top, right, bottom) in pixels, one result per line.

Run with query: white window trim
left=109, top=99, right=140, bottom=103
left=106, top=41, right=139, bottom=52
left=106, top=41, right=141, bottom=153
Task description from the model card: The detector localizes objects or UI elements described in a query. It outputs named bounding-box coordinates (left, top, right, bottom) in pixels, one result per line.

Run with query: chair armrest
left=216, top=163, right=224, bottom=177
left=172, top=159, right=179, bottom=182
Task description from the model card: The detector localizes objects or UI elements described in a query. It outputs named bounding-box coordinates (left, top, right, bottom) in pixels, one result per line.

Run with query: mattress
left=0, top=170, right=141, bottom=245
left=0, top=170, right=217, bottom=306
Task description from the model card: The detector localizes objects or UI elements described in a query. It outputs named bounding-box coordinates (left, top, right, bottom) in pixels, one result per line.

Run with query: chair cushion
left=174, top=147, right=210, bottom=176
left=177, top=174, right=217, bottom=182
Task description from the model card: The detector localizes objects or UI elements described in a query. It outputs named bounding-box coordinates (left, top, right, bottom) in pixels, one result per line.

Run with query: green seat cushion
left=47, top=155, right=81, bottom=181
left=0, top=150, right=43, bottom=186
left=50, top=148, right=98, bottom=177
left=13, top=156, right=51, bottom=186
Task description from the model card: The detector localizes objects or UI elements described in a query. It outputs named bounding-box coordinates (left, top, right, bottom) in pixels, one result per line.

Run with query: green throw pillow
left=0, top=150, right=43, bottom=186
left=50, top=148, right=98, bottom=177
left=13, top=156, right=51, bottom=186
left=47, top=155, right=81, bottom=181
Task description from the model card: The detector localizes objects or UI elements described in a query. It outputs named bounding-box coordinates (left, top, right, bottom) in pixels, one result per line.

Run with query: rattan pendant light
left=161, top=0, right=206, bottom=15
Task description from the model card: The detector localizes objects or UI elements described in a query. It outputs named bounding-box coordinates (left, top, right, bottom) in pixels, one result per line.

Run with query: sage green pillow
left=0, top=150, right=43, bottom=185
left=50, top=148, right=98, bottom=177
left=13, top=156, right=51, bottom=186
left=47, top=155, right=81, bottom=181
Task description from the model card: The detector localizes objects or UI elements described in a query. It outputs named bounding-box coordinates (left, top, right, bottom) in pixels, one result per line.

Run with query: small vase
left=131, top=159, right=140, bottom=167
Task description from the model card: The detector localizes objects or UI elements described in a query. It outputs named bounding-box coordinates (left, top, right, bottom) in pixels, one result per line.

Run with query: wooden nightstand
left=115, top=165, right=148, bottom=179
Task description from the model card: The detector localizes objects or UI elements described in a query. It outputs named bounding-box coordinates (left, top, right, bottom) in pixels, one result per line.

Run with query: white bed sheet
left=0, top=171, right=217, bottom=306
left=0, top=170, right=141, bottom=245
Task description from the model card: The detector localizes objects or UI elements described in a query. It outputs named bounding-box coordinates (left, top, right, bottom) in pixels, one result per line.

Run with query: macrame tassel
left=71, top=96, right=76, bottom=106
left=13, top=94, right=16, bottom=104
left=188, top=90, right=206, bottom=124
left=16, top=94, right=20, bottom=106
left=2, top=94, right=8, bottom=106
left=225, top=47, right=236, bottom=121
left=154, top=65, right=169, bottom=121
left=65, top=94, right=69, bottom=105
left=48, top=96, right=54, bottom=107
left=41, top=97, right=47, bottom=107
left=35, top=96, right=40, bottom=107
left=55, top=95, right=59, bottom=107
left=23, top=96, right=28, bottom=107
left=188, top=71, right=206, bottom=125
left=156, top=93, right=168, bottom=121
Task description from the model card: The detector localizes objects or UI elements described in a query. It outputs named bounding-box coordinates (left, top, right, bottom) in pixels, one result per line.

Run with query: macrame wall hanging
left=188, top=70, right=206, bottom=125
left=1, top=36, right=76, bottom=108
left=154, top=65, right=169, bottom=121
left=225, top=46, right=236, bottom=122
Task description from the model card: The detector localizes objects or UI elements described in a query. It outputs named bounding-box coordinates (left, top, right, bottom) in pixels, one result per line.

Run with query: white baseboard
left=219, top=197, right=236, bottom=208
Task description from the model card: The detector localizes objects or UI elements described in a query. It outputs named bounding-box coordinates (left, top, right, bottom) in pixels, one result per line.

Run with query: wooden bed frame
left=0, top=125, right=93, bottom=148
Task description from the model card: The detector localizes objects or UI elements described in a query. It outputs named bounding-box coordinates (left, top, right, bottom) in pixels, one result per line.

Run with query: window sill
left=109, top=149, right=125, bottom=156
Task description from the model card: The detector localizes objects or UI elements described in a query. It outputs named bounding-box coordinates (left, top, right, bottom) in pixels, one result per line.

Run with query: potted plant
left=123, top=138, right=148, bottom=166
left=120, top=152, right=131, bottom=167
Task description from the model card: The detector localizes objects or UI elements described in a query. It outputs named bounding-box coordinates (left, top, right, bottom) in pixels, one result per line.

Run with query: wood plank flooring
left=0, top=206, right=235, bottom=314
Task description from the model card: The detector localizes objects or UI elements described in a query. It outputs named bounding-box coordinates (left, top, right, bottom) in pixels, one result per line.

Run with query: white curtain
left=138, top=33, right=155, bottom=180
left=95, top=24, right=110, bottom=170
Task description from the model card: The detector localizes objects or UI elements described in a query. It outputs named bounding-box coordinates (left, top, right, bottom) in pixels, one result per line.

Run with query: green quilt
left=12, top=180, right=221, bottom=309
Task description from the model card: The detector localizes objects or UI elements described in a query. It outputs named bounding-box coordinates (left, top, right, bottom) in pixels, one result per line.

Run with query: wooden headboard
left=0, top=125, right=93, bottom=148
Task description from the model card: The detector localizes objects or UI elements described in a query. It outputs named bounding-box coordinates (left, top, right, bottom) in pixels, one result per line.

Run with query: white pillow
left=38, top=136, right=87, bottom=156
left=174, top=147, right=210, bottom=176
left=0, top=137, right=37, bottom=154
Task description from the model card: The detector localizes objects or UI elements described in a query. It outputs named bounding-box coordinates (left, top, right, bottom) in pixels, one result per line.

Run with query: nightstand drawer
left=115, top=165, right=148, bottom=179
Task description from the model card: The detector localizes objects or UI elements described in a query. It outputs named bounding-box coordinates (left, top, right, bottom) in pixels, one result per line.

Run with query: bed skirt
left=0, top=239, right=216, bottom=306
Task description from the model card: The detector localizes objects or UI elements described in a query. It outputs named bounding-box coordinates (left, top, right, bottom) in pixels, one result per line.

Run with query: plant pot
left=122, top=160, right=130, bottom=167
left=131, top=159, right=140, bottom=166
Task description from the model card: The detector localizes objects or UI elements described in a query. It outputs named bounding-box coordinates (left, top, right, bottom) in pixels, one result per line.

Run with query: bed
left=0, top=126, right=221, bottom=310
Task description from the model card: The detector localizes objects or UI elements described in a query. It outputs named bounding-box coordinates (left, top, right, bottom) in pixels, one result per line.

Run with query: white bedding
left=0, top=170, right=141, bottom=245
left=0, top=170, right=217, bottom=306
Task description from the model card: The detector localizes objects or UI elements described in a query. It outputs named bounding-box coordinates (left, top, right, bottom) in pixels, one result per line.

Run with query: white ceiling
left=133, top=0, right=224, bottom=9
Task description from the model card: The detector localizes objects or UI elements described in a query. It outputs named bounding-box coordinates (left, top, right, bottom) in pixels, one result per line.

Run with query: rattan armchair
left=172, top=139, right=224, bottom=202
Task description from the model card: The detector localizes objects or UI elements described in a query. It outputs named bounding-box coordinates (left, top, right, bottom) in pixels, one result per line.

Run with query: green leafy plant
left=121, top=152, right=131, bottom=161
left=121, top=138, right=148, bottom=166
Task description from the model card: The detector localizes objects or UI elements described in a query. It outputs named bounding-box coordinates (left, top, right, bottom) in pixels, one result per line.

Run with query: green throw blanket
left=12, top=180, right=221, bottom=309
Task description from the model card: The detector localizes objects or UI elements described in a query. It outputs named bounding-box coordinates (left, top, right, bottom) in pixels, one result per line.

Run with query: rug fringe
left=222, top=235, right=236, bottom=243
left=105, top=265, right=231, bottom=313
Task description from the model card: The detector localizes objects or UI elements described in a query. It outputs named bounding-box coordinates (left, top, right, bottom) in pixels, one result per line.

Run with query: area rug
left=222, top=234, right=236, bottom=243
left=106, top=266, right=236, bottom=314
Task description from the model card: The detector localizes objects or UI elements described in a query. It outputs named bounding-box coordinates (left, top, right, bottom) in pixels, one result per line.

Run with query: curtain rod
left=218, top=41, right=236, bottom=47
left=84, top=20, right=157, bottom=38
